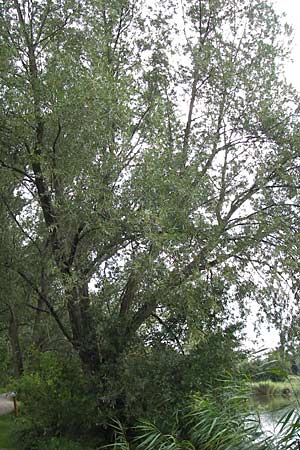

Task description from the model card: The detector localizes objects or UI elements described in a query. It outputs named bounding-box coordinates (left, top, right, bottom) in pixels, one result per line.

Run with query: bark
left=119, top=273, right=137, bottom=317
left=67, top=282, right=101, bottom=373
left=8, top=308, right=23, bottom=378
left=32, top=268, right=48, bottom=351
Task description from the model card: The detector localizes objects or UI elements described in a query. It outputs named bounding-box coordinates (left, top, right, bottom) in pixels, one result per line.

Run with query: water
left=253, top=396, right=299, bottom=439
left=259, top=407, right=288, bottom=437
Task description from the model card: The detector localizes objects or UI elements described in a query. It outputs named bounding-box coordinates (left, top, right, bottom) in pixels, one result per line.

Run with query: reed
left=251, top=376, right=300, bottom=399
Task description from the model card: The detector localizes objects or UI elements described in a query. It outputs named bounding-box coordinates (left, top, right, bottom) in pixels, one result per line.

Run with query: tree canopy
left=1, top=0, right=300, bottom=436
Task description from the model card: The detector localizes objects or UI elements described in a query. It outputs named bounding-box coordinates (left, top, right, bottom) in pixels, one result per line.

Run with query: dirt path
left=0, top=396, right=14, bottom=416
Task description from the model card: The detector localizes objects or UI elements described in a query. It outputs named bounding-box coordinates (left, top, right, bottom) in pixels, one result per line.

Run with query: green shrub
left=16, top=435, right=95, bottom=450
left=106, top=379, right=272, bottom=450
left=15, top=351, right=98, bottom=446
left=252, top=381, right=280, bottom=397
left=34, top=436, right=95, bottom=450
left=111, top=328, right=241, bottom=432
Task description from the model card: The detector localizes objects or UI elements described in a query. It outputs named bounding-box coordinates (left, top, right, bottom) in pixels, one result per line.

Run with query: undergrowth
left=104, top=379, right=300, bottom=450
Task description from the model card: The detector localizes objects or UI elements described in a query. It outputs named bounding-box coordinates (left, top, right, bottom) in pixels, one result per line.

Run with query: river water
left=254, top=396, right=299, bottom=439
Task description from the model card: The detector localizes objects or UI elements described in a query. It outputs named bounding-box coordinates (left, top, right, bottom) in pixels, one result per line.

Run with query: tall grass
left=105, top=377, right=300, bottom=450
left=251, top=376, right=300, bottom=399
left=276, top=408, right=300, bottom=449
left=105, top=380, right=274, bottom=450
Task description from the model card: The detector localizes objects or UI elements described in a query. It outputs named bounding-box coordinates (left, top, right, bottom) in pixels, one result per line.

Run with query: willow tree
left=0, top=0, right=299, bottom=391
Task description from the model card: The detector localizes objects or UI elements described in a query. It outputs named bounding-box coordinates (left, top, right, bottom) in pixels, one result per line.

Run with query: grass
left=251, top=376, right=300, bottom=399
left=0, top=413, right=18, bottom=450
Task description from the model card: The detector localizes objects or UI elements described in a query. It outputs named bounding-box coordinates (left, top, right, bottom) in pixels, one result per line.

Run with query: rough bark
left=67, top=282, right=101, bottom=373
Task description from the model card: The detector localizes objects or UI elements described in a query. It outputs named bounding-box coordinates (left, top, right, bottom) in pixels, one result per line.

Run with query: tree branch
left=63, top=223, right=86, bottom=270
left=0, top=193, right=42, bottom=254
left=16, top=269, right=73, bottom=344
left=0, top=159, right=34, bottom=182
left=34, top=0, right=51, bottom=46
left=151, top=313, right=185, bottom=355
left=119, top=272, right=138, bottom=317
left=26, top=303, right=51, bottom=314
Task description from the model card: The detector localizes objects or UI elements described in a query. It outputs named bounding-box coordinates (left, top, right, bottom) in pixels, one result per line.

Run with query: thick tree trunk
left=67, top=282, right=101, bottom=373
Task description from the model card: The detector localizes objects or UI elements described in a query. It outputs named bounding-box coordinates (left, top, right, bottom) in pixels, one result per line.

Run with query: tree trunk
left=32, top=269, right=48, bottom=351
left=8, top=308, right=23, bottom=378
left=67, top=282, right=101, bottom=373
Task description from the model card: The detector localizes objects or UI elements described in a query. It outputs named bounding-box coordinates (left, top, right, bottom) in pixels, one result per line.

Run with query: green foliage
left=97, top=326, right=242, bottom=431
left=252, top=381, right=284, bottom=398
left=15, top=351, right=97, bottom=446
left=107, top=405, right=300, bottom=450
left=0, top=414, right=17, bottom=450
left=117, top=347, right=189, bottom=426
left=105, top=420, right=131, bottom=450
left=241, top=352, right=289, bottom=382
left=135, top=420, right=192, bottom=450
left=186, top=326, right=243, bottom=390
left=106, top=379, right=271, bottom=450
left=107, top=379, right=300, bottom=450
left=1, top=0, right=300, bottom=446
left=29, top=436, right=95, bottom=450
left=251, top=376, right=300, bottom=400
left=182, top=395, right=264, bottom=450
left=12, top=328, right=242, bottom=447
left=276, top=408, right=300, bottom=449
left=0, top=336, right=13, bottom=383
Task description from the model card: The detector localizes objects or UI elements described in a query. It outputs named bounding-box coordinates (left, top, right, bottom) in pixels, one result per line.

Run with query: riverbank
left=251, top=376, right=300, bottom=400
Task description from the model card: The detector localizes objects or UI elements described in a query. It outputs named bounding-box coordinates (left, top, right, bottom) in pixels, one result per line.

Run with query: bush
left=108, top=379, right=300, bottom=450
left=14, top=351, right=98, bottom=448
left=108, top=380, right=271, bottom=450
left=110, top=327, right=242, bottom=431
left=30, top=436, right=95, bottom=450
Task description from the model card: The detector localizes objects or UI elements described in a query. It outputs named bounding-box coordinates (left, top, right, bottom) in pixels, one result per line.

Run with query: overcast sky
left=272, top=0, right=300, bottom=90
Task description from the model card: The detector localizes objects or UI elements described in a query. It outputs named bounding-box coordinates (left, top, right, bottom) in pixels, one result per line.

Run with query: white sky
left=272, top=0, right=300, bottom=90
left=244, top=0, right=300, bottom=351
